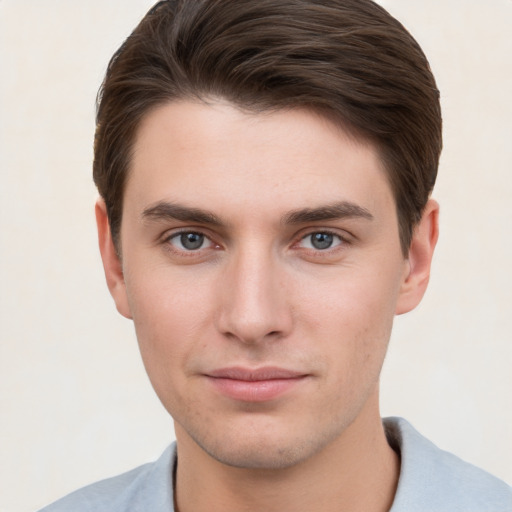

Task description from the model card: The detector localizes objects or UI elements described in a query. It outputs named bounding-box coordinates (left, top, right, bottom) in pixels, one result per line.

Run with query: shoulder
left=385, top=417, right=512, bottom=512
left=37, top=444, right=176, bottom=512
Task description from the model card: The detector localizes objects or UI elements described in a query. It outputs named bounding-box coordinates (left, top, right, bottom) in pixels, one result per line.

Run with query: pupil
left=311, top=233, right=333, bottom=250
left=181, top=232, right=204, bottom=250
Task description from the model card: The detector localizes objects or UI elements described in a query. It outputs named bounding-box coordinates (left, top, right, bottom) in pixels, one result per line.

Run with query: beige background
left=1, top=1, right=511, bottom=510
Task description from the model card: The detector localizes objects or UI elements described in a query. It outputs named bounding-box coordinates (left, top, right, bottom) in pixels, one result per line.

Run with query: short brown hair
left=94, top=0, right=442, bottom=255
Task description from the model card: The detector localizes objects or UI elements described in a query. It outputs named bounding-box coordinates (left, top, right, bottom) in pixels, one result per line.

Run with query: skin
left=97, top=100, right=438, bottom=512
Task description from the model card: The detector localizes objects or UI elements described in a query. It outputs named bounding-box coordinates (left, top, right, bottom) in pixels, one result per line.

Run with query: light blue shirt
left=39, top=417, right=512, bottom=511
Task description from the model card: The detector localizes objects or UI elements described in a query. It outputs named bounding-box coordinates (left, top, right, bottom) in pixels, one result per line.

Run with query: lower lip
left=207, top=377, right=307, bottom=402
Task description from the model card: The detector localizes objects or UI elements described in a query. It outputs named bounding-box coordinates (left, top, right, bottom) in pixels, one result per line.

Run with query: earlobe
left=395, top=199, right=439, bottom=315
left=95, top=199, right=133, bottom=319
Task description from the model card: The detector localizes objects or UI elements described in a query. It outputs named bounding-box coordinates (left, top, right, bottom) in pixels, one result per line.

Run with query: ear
left=395, top=199, right=439, bottom=315
left=95, top=198, right=133, bottom=319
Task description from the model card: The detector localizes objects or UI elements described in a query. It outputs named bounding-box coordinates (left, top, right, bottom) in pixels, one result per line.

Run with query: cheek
left=300, top=270, right=399, bottom=377
left=123, top=266, right=215, bottom=378
left=300, top=266, right=399, bottom=331
left=126, top=261, right=213, bottom=328
left=125, top=279, right=207, bottom=417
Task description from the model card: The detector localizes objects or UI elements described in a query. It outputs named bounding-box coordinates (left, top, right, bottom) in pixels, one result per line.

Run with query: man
left=39, top=0, right=512, bottom=511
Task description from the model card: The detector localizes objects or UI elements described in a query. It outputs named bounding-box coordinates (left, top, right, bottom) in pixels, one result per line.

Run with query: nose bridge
left=217, top=241, right=291, bottom=344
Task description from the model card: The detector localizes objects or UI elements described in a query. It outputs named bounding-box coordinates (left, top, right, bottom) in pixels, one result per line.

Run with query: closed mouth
left=206, top=366, right=308, bottom=381
left=205, top=366, right=309, bottom=402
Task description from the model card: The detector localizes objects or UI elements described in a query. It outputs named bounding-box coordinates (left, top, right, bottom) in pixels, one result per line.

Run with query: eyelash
left=297, top=230, right=347, bottom=251
left=161, top=228, right=351, bottom=258
left=163, top=230, right=218, bottom=255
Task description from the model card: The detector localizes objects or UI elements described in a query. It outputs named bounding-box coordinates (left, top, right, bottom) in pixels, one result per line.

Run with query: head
left=94, top=0, right=441, bottom=257
left=94, top=0, right=441, bottom=471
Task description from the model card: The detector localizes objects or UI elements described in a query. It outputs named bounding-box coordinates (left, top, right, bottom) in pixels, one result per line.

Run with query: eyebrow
left=141, top=200, right=373, bottom=227
left=282, top=201, right=373, bottom=224
left=142, top=202, right=224, bottom=226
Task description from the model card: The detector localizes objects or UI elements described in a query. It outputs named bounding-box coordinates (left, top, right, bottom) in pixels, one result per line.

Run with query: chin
left=204, top=442, right=313, bottom=470
left=187, top=421, right=343, bottom=470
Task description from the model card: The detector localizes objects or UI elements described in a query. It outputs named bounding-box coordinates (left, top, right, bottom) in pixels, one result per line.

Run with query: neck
left=174, top=395, right=399, bottom=512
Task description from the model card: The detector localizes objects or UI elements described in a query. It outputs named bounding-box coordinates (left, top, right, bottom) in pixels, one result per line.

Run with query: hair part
left=94, top=0, right=442, bottom=256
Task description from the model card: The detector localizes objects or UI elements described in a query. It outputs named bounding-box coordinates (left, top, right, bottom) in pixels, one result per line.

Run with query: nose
left=215, top=245, right=293, bottom=345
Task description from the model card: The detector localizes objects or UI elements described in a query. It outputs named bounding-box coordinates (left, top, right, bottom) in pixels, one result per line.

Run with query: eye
left=299, top=231, right=344, bottom=250
left=168, top=231, right=213, bottom=251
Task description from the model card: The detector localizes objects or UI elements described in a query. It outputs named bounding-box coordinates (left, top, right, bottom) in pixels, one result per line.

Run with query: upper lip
left=206, top=367, right=308, bottom=381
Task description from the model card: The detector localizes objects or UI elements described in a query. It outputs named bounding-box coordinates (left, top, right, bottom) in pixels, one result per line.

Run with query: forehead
left=126, top=100, right=394, bottom=221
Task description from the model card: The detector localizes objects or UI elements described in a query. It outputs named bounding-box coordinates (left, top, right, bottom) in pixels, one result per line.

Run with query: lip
left=205, top=367, right=309, bottom=402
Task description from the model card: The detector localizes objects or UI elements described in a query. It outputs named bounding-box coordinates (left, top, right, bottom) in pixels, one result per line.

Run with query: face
left=98, top=100, right=436, bottom=470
